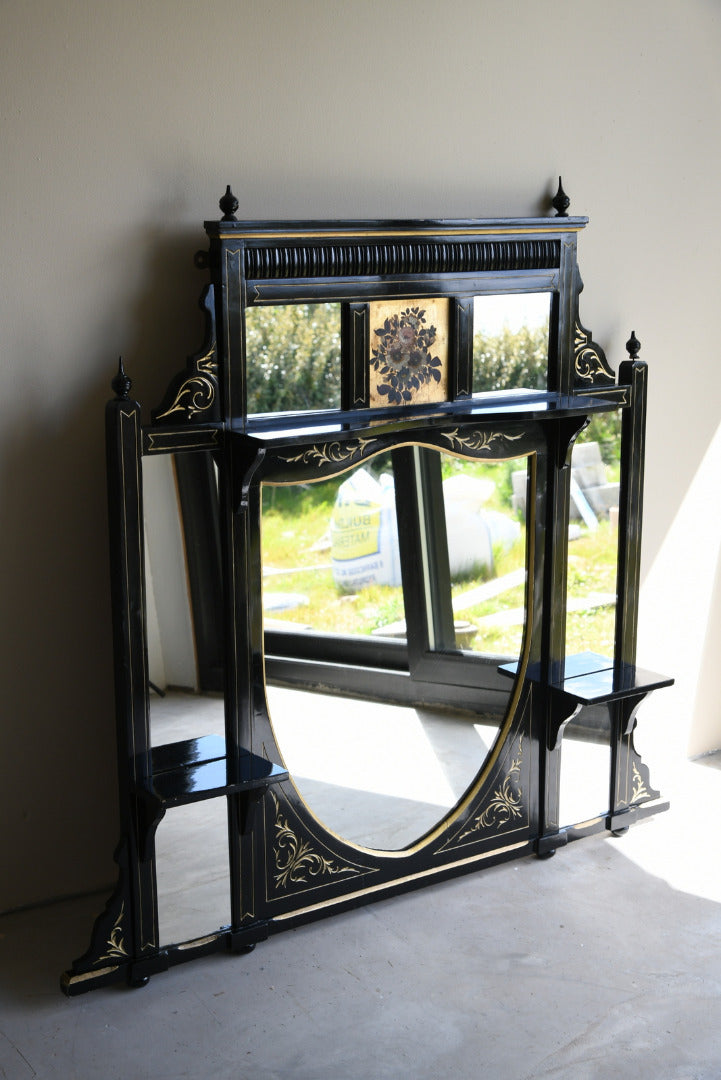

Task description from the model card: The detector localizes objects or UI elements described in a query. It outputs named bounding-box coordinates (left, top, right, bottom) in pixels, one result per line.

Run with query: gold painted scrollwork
left=270, top=792, right=359, bottom=889
left=459, top=737, right=525, bottom=839
left=574, top=321, right=615, bottom=383
left=441, top=429, right=524, bottom=455
left=98, top=903, right=128, bottom=962
left=279, top=435, right=378, bottom=469
left=631, top=762, right=649, bottom=803
left=154, top=342, right=218, bottom=421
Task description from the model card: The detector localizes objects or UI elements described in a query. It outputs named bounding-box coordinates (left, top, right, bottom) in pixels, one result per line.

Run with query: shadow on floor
left=1, top=814, right=721, bottom=1079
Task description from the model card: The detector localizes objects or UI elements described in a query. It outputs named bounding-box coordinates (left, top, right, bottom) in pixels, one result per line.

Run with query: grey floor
left=2, top=741, right=721, bottom=1078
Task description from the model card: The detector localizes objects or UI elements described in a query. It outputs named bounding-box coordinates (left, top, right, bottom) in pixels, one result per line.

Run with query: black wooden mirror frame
left=62, top=183, right=672, bottom=994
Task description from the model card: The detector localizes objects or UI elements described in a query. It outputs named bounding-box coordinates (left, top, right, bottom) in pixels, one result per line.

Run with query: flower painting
left=368, top=298, right=449, bottom=407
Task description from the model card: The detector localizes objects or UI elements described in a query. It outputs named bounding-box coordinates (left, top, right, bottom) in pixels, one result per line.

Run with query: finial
left=552, top=176, right=570, bottom=217
left=625, top=330, right=641, bottom=360
left=111, top=356, right=132, bottom=399
left=219, top=185, right=239, bottom=222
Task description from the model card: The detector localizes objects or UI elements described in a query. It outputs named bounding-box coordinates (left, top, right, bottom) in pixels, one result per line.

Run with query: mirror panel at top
left=245, top=303, right=342, bottom=416
left=472, top=292, right=551, bottom=395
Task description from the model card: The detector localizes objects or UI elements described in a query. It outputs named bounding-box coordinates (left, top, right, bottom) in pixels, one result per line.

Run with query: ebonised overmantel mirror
left=62, top=181, right=672, bottom=994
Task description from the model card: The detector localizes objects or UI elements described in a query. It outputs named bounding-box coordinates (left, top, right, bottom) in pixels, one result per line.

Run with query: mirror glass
left=565, top=412, right=621, bottom=659
left=442, top=450, right=527, bottom=657
left=558, top=411, right=621, bottom=826
left=144, top=452, right=229, bottom=945
left=268, top=689, right=504, bottom=849
left=262, top=445, right=530, bottom=850
left=261, top=449, right=528, bottom=658
left=143, top=441, right=530, bottom=860
left=155, top=798, right=230, bottom=946
left=472, top=292, right=551, bottom=395
left=245, top=303, right=342, bottom=415
left=143, top=452, right=224, bottom=748
left=261, top=461, right=401, bottom=639
left=558, top=705, right=612, bottom=827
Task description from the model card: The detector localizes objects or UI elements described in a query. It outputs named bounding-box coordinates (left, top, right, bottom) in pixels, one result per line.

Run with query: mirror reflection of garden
left=250, top=302, right=622, bottom=658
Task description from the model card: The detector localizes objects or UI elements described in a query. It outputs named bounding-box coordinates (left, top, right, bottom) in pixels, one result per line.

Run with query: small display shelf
left=499, top=651, right=674, bottom=706
left=149, top=736, right=288, bottom=807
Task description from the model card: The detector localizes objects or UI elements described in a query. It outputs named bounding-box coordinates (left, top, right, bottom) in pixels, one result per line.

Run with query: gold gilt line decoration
left=459, top=737, right=525, bottom=839
left=154, top=340, right=218, bottom=421
left=154, top=364, right=218, bottom=421
left=98, top=904, right=128, bottom=962
left=631, top=762, right=649, bottom=803
left=270, top=792, right=359, bottom=889
left=574, top=321, right=615, bottom=382
left=279, top=435, right=378, bottom=469
left=440, top=428, right=524, bottom=455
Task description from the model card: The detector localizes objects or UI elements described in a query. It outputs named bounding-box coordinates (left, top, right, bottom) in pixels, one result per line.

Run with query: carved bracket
left=553, top=414, right=591, bottom=472
left=152, top=285, right=220, bottom=424
left=134, top=786, right=166, bottom=864
left=618, top=693, right=647, bottom=737
left=232, top=438, right=267, bottom=511
left=548, top=694, right=583, bottom=751
left=573, top=315, right=615, bottom=388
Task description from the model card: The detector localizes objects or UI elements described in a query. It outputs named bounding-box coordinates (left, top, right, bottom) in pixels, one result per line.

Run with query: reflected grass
left=261, top=471, right=620, bottom=660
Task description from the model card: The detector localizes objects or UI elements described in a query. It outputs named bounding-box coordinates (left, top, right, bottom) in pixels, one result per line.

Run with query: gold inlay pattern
left=270, top=792, right=360, bottom=889
left=574, top=322, right=614, bottom=382
left=459, top=736, right=525, bottom=839
left=154, top=374, right=217, bottom=420
left=440, top=429, right=524, bottom=455
left=631, top=762, right=649, bottom=803
left=98, top=904, right=128, bottom=962
left=279, top=436, right=378, bottom=469
left=155, top=345, right=218, bottom=420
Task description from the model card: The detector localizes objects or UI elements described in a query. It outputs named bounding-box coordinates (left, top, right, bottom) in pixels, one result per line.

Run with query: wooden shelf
left=499, top=651, right=674, bottom=705
left=236, top=389, right=624, bottom=446
left=148, top=734, right=288, bottom=809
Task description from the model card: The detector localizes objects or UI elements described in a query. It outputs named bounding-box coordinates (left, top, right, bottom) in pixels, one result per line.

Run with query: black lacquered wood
left=63, top=189, right=672, bottom=994
left=500, top=651, right=674, bottom=703
left=149, top=738, right=287, bottom=807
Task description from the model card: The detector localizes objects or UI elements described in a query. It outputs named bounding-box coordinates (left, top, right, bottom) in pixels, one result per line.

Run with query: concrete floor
left=2, top=749, right=721, bottom=1078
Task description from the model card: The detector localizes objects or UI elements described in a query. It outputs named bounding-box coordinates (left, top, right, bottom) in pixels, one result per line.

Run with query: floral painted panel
left=368, top=298, right=449, bottom=407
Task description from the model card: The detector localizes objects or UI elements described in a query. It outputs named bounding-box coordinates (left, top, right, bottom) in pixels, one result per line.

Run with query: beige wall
left=1, top=0, right=719, bottom=910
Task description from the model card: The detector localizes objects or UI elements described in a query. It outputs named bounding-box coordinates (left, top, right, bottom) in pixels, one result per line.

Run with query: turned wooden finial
left=625, top=331, right=641, bottom=360
left=111, top=356, right=132, bottom=399
left=552, top=176, right=570, bottom=217
left=219, top=185, right=239, bottom=222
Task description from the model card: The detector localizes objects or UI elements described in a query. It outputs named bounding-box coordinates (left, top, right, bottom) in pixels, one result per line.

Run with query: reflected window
left=261, top=460, right=405, bottom=639
left=441, top=451, right=527, bottom=659
left=472, top=293, right=551, bottom=394
left=261, top=449, right=528, bottom=663
left=245, top=303, right=341, bottom=415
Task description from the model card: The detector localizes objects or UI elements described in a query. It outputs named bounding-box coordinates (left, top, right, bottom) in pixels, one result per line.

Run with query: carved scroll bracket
left=152, top=285, right=220, bottom=424
left=548, top=695, right=583, bottom=751
left=573, top=318, right=615, bottom=387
